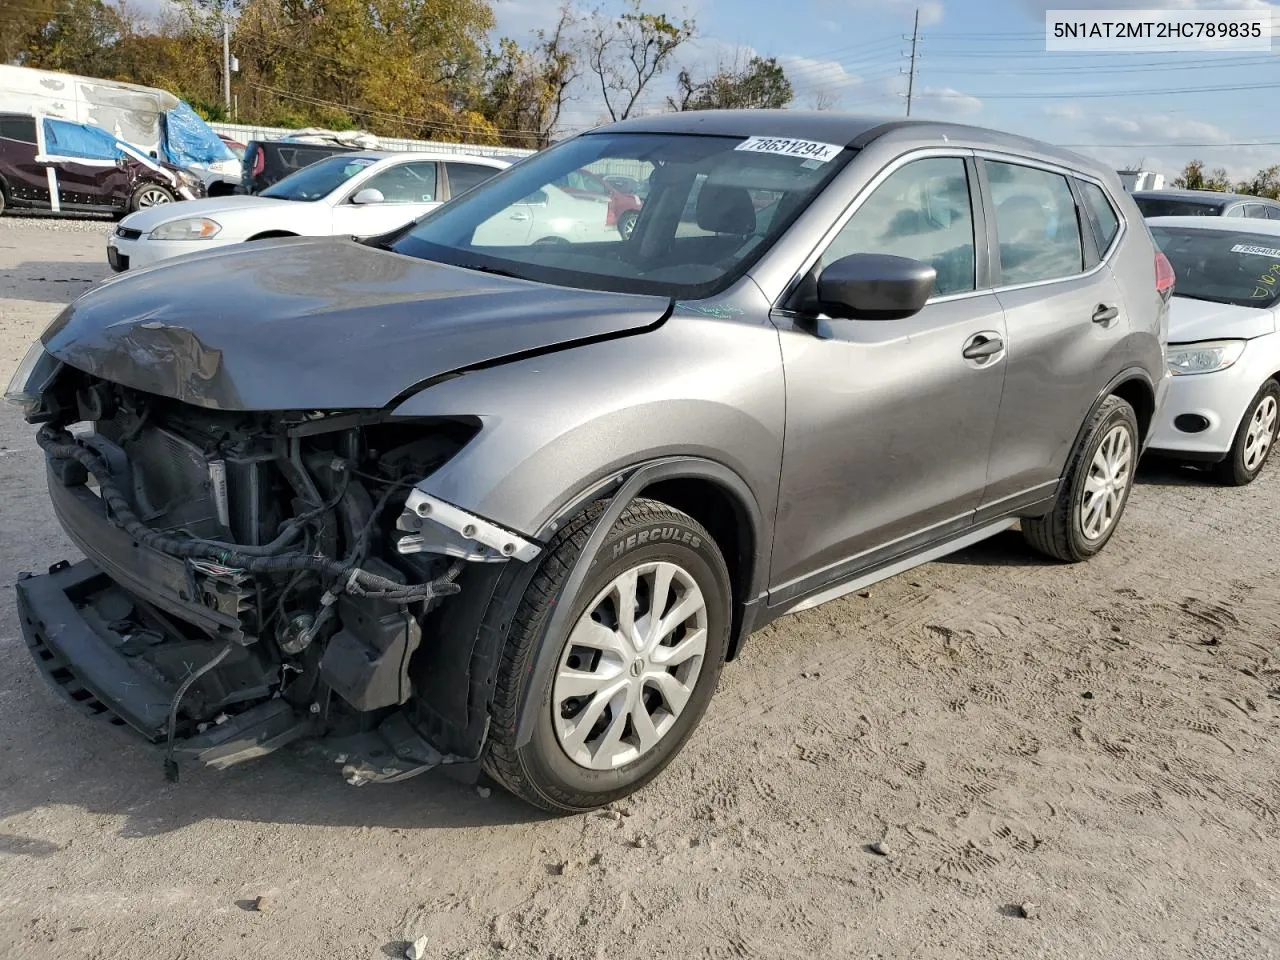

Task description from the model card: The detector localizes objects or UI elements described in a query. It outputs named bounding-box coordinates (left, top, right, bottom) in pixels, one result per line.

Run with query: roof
left=309, top=151, right=510, bottom=166
left=1134, top=188, right=1278, bottom=205
left=586, top=110, right=1108, bottom=176
left=1146, top=216, right=1280, bottom=237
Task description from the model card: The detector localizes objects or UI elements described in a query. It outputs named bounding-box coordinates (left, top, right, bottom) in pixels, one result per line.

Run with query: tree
left=671, top=53, right=792, bottom=111
left=1173, top=159, right=1232, bottom=193
left=581, top=0, right=694, bottom=121
left=483, top=4, right=579, bottom=148
left=9, top=0, right=126, bottom=76
left=1237, top=165, right=1280, bottom=200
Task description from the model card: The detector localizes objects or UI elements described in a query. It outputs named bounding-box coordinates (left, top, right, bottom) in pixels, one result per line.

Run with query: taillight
left=250, top=146, right=264, bottom=178
left=1155, top=250, right=1175, bottom=302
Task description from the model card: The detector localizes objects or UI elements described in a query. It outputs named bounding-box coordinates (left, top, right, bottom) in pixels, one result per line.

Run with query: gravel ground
left=2, top=221, right=1279, bottom=960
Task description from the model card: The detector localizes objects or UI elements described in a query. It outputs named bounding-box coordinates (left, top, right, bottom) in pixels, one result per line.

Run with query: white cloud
left=779, top=54, right=865, bottom=95
left=1044, top=104, right=1084, bottom=121
left=843, top=0, right=943, bottom=26
left=916, top=85, right=983, bottom=115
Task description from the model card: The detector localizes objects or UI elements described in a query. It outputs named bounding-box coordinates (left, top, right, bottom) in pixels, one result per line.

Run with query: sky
left=490, top=0, right=1280, bottom=182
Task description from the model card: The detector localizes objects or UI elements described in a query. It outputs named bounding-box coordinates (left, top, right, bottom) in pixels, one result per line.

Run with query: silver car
left=7, top=111, right=1170, bottom=812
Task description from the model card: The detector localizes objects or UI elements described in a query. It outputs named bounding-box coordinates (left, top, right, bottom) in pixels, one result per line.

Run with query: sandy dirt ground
left=1, top=215, right=1279, bottom=960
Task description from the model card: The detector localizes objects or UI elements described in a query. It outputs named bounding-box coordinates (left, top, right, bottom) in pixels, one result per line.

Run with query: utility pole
left=222, top=17, right=231, bottom=113
left=905, top=8, right=920, bottom=117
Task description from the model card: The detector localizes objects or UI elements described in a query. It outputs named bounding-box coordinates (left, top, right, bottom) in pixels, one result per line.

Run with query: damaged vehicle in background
left=7, top=112, right=1168, bottom=813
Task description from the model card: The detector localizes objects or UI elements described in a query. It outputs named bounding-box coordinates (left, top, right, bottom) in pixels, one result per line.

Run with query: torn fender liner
left=41, top=238, right=671, bottom=411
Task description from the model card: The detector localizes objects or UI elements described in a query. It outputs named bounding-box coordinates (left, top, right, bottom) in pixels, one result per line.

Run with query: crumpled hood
left=43, top=237, right=670, bottom=411
left=1168, top=296, right=1276, bottom=343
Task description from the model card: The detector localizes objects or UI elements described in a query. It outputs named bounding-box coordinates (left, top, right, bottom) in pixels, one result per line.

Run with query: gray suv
left=7, top=112, right=1170, bottom=812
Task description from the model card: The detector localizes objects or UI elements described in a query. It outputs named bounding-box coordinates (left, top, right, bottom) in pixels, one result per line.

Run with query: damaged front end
left=12, top=359, right=540, bottom=784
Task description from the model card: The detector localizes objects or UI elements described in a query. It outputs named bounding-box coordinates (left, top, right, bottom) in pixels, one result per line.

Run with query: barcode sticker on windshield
left=1232, top=243, right=1280, bottom=259
left=735, top=136, right=843, bottom=163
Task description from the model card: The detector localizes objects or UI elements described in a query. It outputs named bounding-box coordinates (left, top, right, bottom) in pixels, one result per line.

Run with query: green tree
left=671, top=54, right=792, bottom=111
left=483, top=4, right=579, bottom=148
left=1236, top=165, right=1280, bottom=200
left=581, top=0, right=695, bottom=121
left=1173, top=159, right=1233, bottom=193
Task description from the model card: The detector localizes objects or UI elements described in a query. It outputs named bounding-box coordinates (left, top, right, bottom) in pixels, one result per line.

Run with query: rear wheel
left=618, top=210, right=638, bottom=240
left=0, top=184, right=7, bottom=217
left=1023, top=394, right=1138, bottom=561
left=1214, top=379, right=1280, bottom=486
left=130, top=183, right=174, bottom=212
left=484, top=498, right=731, bottom=813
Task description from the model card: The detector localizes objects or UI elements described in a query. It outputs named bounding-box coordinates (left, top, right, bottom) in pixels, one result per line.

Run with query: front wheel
left=484, top=498, right=731, bottom=813
left=618, top=210, right=638, bottom=240
left=130, top=183, right=174, bottom=212
left=1023, top=394, right=1139, bottom=562
left=1214, top=379, right=1280, bottom=486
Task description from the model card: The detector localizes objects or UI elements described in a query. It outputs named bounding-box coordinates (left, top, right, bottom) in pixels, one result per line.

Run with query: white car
left=1147, top=216, right=1280, bottom=484
left=106, top=151, right=510, bottom=271
left=472, top=182, right=624, bottom=247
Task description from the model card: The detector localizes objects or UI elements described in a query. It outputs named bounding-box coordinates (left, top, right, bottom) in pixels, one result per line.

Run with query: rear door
left=977, top=156, right=1130, bottom=515
left=0, top=114, right=50, bottom=207
left=329, top=160, right=441, bottom=237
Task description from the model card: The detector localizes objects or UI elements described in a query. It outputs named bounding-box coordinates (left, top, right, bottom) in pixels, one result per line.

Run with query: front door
left=769, top=155, right=1008, bottom=603
left=330, top=160, right=442, bottom=237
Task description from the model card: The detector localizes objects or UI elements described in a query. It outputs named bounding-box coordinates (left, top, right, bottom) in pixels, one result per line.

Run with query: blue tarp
left=163, top=101, right=235, bottom=167
left=41, top=118, right=125, bottom=161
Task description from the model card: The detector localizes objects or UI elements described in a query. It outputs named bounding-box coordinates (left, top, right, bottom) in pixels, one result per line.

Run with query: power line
left=913, top=79, right=1280, bottom=99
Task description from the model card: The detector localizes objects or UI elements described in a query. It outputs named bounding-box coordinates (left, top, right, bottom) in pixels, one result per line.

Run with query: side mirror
left=815, top=253, right=936, bottom=320
left=351, top=188, right=385, bottom=205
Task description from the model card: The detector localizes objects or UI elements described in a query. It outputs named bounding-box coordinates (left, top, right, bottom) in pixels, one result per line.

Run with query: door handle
left=510, top=210, right=531, bottom=221
left=962, top=334, right=1005, bottom=361
left=1092, top=304, right=1119, bottom=324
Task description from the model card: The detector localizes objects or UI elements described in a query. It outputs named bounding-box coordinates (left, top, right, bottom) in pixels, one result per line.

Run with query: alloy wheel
left=1243, top=394, right=1277, bottom=472
left=552, top=561, right=707, bottom=770
left=1080, top=423, right=1133, bottom=540
left=136, top=188, right=172, bottom=208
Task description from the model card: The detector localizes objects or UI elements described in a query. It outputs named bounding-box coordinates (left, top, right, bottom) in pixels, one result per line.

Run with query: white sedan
left=106, top=151, right=510, bottom=271
left=1147, top=216, right=1280, bottom=484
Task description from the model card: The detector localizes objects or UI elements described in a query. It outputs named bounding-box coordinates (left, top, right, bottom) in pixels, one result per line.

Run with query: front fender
left=389, top=312, right=787, bottom=547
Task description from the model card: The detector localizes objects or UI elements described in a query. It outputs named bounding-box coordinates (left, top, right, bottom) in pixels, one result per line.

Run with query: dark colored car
left=1133, top=188, right=1280, bottom=220
left=240, top=138, right=360, bottom=195
left=0, top=112, right=205, bottom=217
left=8, top=112, right=1169, bottom=813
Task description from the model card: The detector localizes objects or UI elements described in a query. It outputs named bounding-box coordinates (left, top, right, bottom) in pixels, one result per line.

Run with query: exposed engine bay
left=19, top=366, right=539, bottom=783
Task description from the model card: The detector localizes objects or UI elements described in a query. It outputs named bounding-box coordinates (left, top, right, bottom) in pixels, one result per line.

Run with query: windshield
left=261, top=155, right=379, bottom=201
left=389, top=132, right=852, bottom=298
left=1150, top=226, right=1280, bottom=308
left=1135, top=196, right=1225, bottom=218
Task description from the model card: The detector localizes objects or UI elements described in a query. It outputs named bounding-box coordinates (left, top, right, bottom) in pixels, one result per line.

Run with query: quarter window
left=822, top=156, right=976, bottom=296
left=1245, top=203, right=1269, bottom=219
left=986, top=160, right=1083, bottom=285
left=1078, top=180, right=1120, bottom=253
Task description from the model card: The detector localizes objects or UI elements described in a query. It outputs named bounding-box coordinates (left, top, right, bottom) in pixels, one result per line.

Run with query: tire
left=618, top=210, right=638, bottom=240
left=129, top=183, right=174, bottom=212
left=0, top=184, right=7, bottom=217
left=1023, top=394, right=1139, bottom=562
left=1213, top=379, right=1280, bottom=486
left=532, top=236, right=570, bottom=246
left=484, top=498, right=732, bottom=813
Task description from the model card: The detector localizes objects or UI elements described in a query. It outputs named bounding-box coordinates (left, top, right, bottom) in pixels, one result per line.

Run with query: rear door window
left=0, top=115, right=37, bottom=143
left=446, top=162, right=500, bottom=196
left=984, top=160, right=1084, bottom=285
left=1245, top=203, right=1269, bottom=219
